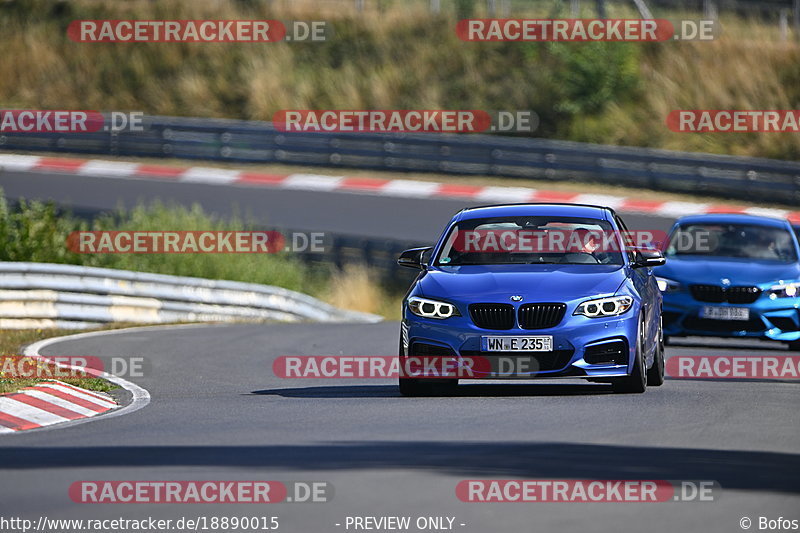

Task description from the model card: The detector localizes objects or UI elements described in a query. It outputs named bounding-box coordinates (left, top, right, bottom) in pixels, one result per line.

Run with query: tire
left=647, top=316, right=665, bottom=387
left=612, top=318, right=647, bottom=394
left=398, top=377, right=458, bottom=396
left=399, top=377, right=426, bottom=396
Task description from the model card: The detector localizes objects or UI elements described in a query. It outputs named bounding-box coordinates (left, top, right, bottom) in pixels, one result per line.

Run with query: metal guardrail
left=0, top=262, right=382, bottom=329
left=1, top=114, right=798, bottom=206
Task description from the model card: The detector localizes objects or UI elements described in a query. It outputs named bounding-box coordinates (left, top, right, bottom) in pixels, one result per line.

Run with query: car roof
left=454, top=203, right=614, bottom=222
left=674, top=213, right=792, bottom=229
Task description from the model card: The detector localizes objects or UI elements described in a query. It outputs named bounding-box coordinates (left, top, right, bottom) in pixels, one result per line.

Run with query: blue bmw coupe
left=397, top=203, right=666, bottom=396
left=655, top=213, right=800, bottom=349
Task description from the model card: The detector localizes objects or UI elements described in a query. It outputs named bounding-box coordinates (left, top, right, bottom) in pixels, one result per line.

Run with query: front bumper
left=662, top=292, right=800, bottom=342
left=401, top=310, right=639, bottom=379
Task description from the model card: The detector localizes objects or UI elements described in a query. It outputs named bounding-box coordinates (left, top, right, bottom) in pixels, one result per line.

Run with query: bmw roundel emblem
left=510, top=295, right=523, bottom=302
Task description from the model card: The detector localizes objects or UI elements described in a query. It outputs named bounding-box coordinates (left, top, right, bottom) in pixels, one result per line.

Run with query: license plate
left=483, top=336, right=553, bottom=352
left=700, top=306, right=750, bottom=321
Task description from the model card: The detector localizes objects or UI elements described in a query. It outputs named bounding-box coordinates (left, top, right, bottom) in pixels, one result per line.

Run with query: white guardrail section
left=0, top=262, right=382, bottom=329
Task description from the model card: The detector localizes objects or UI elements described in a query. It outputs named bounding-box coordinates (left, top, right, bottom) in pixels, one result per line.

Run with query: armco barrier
left=0, top=114, right=797, bottom=206
left=0, top=262, right=381, bottom=329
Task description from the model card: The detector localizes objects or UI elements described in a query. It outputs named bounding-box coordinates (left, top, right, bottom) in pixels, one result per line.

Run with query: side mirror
left=398, top=246, right=433, bottom=270
left=632, top=248, right=666, bottom=269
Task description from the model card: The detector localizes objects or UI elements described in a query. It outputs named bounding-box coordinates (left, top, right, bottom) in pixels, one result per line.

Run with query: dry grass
left=0, top=0, right=796, bottom=160
left=324, top=264, right=403, bottom=320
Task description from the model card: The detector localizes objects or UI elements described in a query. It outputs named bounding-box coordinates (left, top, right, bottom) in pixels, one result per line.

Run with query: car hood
left=655, top=256, right=800, bottom=286
left=418, top=264, right=628, bottom=301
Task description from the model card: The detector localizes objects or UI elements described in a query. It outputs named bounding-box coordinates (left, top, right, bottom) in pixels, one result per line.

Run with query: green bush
left=0, top=189, right=325, bottom=295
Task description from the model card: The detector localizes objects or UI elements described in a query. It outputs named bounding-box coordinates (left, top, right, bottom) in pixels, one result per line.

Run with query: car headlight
left=407, top=297, right=461, bottom=319
left=768, top=281, right=800, bottom=299
left=574, top=296, right=633, bottom=318
left=656, top=277, right=683, bottom=293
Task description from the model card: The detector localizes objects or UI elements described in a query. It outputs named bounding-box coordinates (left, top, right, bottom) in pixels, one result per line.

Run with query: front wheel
left=399, top=377, right=426, bottom=396
left=612, top=318, right=647, bottom=394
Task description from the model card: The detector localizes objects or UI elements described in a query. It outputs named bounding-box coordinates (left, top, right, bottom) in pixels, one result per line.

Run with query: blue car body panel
left=655, top=214, right=800, bottom=342
left=401, top=204, right=663, bottom=379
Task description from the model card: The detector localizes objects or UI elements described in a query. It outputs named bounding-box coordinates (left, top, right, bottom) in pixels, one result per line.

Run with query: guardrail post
left=596, top=0, right=606, bottom=18
left=795, top=0, right=800, bottom=39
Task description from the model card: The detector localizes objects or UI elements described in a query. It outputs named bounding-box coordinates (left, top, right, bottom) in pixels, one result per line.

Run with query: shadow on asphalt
left=251, top=383, right=615, bottom=398
left=666, top=340, right=788, bottom=352
left=1, top=441, right=798, bottom=496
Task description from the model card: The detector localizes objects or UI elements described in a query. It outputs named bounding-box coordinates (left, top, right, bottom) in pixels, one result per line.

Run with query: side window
left=615, top=215, right=636, bottom=264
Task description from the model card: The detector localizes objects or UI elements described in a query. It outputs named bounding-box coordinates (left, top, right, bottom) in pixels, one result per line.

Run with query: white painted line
left=21, top=390, right=100, bottom=417
left=475, top=186, right=538, bottom=203
left=572, top=194, right=626, bottom=209
left=743, top=207, right=790, bottom=218
left=0, top=397, right=68, bottom=426
left=282, top=174, right=343, bottom=191
left=656, top=201, right=710, bottom=218
left=77, top=160, right=139, bottom=177
left=42, top=381, right=112, bottom=402
left=0, top=154, right=41, bottom=171
left=35, top=383, right=116, bottom=408
left=180, top=167, right=241, bottom=184
left=379, top=180, right=441, bottom=197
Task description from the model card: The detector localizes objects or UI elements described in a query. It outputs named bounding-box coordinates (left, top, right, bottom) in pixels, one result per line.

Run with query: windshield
left=435, top=216, right=624, bottom=266
left=666, top=223, right=798, bottom=262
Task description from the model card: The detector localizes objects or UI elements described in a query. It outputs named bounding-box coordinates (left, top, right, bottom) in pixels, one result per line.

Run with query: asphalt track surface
left=0, top=169, right=676, bottom=241
left=0, top=167, right=798, bottom=533
left=0, top=323, right=798, bottom=533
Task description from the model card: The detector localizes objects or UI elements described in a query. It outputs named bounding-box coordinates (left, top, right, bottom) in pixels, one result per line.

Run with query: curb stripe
left=20, top=389, right=100, bottom=417
left=7, top=393, right=85, bottom=420
left=44, top=380, right=117, bottom=403
left=0, top=411, right=40, bottom=431
left=180, top=167, right=240, bottom=184
left=34, top=157, right=87, bottom=172
left=4, top=155, right=799, bottom=222
left=32, top=385, right=113, bottom=412
left=135, top=164, right=186, bottom=177
left=0, top=397, right=69, bottom=425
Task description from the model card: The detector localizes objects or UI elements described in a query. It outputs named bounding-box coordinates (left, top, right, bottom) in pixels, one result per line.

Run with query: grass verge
left=0, top=327, right=119, bottom=395
left=0, top=0, right=797, bottom=160
left=1, top=187, right=399, bottom=319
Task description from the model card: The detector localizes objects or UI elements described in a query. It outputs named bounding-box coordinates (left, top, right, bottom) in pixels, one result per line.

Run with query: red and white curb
left=0, top=326, right=156, bottom=435
left=1, top=153, right=798, bottom=223
left=0, top=380, right=117, bottom=433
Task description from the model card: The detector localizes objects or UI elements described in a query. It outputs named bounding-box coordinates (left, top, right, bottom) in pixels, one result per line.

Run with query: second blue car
left=655, top=213, right=800, bottom=349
